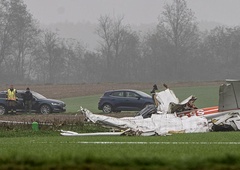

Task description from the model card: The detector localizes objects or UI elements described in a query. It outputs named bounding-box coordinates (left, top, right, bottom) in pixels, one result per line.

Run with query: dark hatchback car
left=98, top=89, right=154, bottom=113
left=0, top=90, right=66, bottom=115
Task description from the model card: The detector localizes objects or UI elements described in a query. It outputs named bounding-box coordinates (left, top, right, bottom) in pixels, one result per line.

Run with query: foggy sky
left=23, top=0, right=240, bottom=26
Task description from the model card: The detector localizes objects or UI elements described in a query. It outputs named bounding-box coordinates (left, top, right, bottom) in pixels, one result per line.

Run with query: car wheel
left=102, top=104, right=112, bottom=113
left=40, top=104, right=51, bottom=114
left=0, top=105, right=6, bottom=115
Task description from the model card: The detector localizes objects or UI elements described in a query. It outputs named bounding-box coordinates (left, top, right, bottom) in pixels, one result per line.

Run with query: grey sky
left=23, top=0, right=240, bottom=26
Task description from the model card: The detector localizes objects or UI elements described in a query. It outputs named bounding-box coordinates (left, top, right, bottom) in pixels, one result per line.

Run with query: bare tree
left=0, top=0, right=40, bottom=82
left=200, top=26, right=240, bottom=79
left=157, top=0, right=199, bottom=78
left=0, top=0, right=14, bottom=66
left=96, top=15, right=114, bottom=80
left=10, top=0, right=40, bottom=81
left=41, top=30, right=62, bottom=84
left=159, top=0, right=199, bottom=49
left=61, top=39, right=86, bottom=83
left=96, top=15, right=140, bottom=82
left=141, top=30, right=170, bottom=81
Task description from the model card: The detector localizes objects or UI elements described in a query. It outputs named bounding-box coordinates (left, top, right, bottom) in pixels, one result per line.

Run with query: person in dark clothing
left=23, top=87, right=33, bottom=114
left=150, top=83, right=169, bottom=107
left=150, top=84, right=159, bottom=106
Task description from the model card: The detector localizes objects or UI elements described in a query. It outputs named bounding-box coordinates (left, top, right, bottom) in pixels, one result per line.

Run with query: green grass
left=62, top=94, right=102, bottom=114
left=1, top=132, right=240, bottom=169
left=172, top=85, right=219, bottom=108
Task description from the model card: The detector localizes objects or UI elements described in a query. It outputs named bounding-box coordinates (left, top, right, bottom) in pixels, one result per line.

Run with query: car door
left=30, top=95, right=39, bottom=112
left=15, top=92, right=25, bottom=111
left=124, top=91, right=143, bottom=110
left=109, top=91, right=126, bottom=110
left=17, top=91, right=38, bottom=112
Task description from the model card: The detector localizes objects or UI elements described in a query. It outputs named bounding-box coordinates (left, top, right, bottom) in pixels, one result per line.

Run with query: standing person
left=23, top=87, right=33, bottom=114
left=150, top=84, right=159, bottom=107
left=6, top=85, right=17, bottom=114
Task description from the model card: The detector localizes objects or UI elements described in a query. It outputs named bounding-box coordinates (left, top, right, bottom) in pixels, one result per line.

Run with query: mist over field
left=1, top=0, right=240, bottom=85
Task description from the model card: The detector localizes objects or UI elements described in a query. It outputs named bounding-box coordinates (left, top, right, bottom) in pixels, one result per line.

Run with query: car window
left=126, top=92, right=139, bottom=98
left=136, top=91, right=151, bottom=97
left=32, top=92, right=46, bottom=99
left=17, top=93, right=24, bottom=99
left=110, top=91, right=124, bottom=97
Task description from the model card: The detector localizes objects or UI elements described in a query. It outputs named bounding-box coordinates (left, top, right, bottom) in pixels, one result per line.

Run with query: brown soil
left=0, top=81, right=223, bottom=123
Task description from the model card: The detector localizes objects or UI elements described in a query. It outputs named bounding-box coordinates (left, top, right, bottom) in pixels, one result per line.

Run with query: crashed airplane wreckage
left=61, top=79, right=240, bottom=136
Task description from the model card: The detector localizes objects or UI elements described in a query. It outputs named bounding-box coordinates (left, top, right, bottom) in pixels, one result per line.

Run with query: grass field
left=1, top=132, right=240, bottom=169
left=62, top=95, right=101, bottom=113
left=1, top=84, right=240, bottom=170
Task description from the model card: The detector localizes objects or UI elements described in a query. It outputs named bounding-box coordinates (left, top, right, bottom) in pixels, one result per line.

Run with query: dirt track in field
left=0, top=81, right=223, bottom=123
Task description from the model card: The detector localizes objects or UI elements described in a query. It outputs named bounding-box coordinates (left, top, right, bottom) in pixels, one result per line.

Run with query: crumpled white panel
left=155, top=89, right=194, bottom=113
left=155, top=89, right=179, bottom=112
left=82, top=108, right=209, bottom=136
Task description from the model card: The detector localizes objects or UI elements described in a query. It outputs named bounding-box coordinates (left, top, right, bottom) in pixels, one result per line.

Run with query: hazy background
left=22, top=0, right=240, bottom=50
left=24, top=0, right=240, bottom=26
left=1, top=0, right=240, bottom=84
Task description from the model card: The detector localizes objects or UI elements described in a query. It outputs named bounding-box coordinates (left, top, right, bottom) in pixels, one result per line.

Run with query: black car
left=98, top=89, right=154, bottom=113
left=0, top=90, right=66, bottom=115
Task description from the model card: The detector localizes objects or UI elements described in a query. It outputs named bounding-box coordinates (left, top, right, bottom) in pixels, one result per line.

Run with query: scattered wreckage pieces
left=60, top=109, right=240, bottom=137
left=60, top=129, right=159, bottom=136
left=75, top=107, right=209, bottom=136
left=61, top=80, right=240, bottom=136
left=60, top=129, right=127, bottom=136
left=61, top=107, right=208, bottom=137
left=209, top=112, right=240, bottom=131
left=135, top=104, right=157, bottom=118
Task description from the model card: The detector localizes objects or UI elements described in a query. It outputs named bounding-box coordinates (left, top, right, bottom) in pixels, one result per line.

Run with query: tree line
left=1, top=0, right=240, bottom=84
